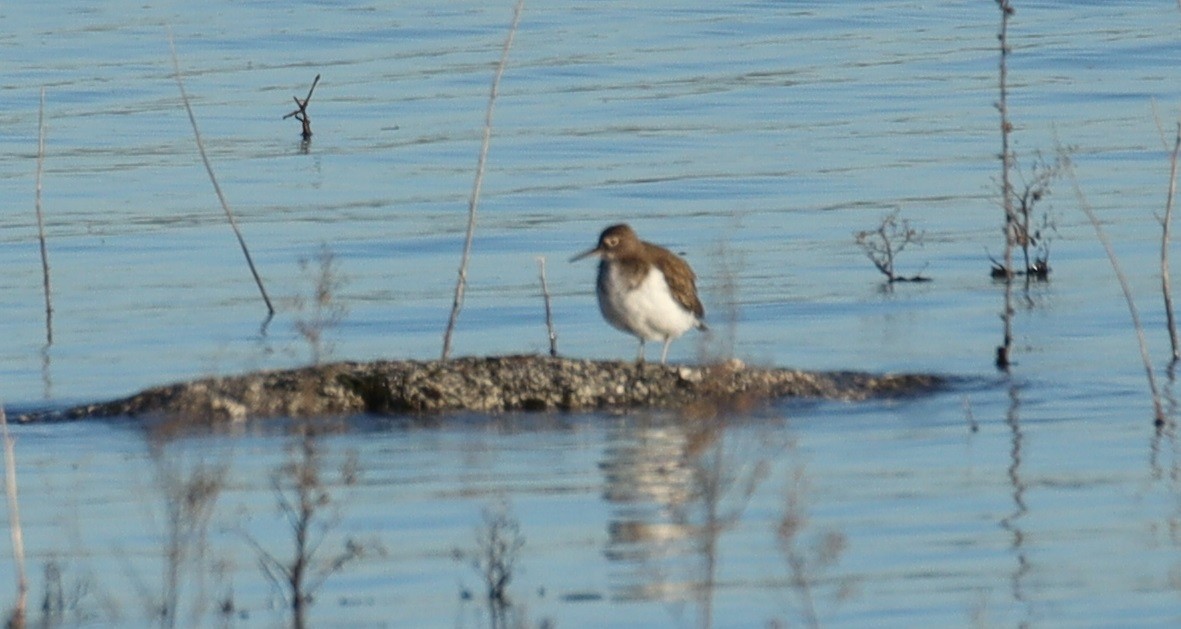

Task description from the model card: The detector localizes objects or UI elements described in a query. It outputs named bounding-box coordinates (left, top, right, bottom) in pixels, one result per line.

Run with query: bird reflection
left=600, top=409, right=772, bottom=625
left=600, top=417, right=698, bottom=602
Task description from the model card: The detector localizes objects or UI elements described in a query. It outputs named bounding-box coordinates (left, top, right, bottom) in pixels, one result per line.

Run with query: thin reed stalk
left=35, top=87, right=53, bottom=346
left=441, top=0, right=526, bottom=360
left=995, top=0, right=1016, bottom=370
left=536, top=256, right=557, bottom=357
left=168, top=31, right=274, bottom=317
left=1, top=405, right=28, bottom=629
left=1069, top=167, right=1168, bottom=425
left=1162, top=122, right=1181, bottom=362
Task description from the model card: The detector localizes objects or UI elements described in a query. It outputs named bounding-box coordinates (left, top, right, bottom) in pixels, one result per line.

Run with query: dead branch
left=283, top=74, right=320, bottom=140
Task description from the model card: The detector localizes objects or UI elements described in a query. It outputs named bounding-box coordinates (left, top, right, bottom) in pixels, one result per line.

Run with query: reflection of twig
left=442, top=0, right=525, bottom=360
left=245, top=426, right=364, bottom=629
left=35, top=87, right=52, bottom=346
left=963, top=396, right=979, bottom=434
left=1000, top=385, right=1030, bottom=621
left=147, top=442, right=227, bottom=629
left=536, top=257, right=558, bottom=357
left=168, top=30, right=274, bottom=317
left=282, top=74, right=320, bottom=140
left=681, top=418, right=771, bottom=629
left=776, top=445, right=848, bottom=629
left=455, top=500, right=525, bottom=629
left=779, top=466, right=820, bottom=629
left=1, top=404, right=28, bottom=629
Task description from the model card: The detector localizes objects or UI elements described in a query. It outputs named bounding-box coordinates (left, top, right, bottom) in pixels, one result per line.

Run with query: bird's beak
left=569, top=245, right=602, bottom=263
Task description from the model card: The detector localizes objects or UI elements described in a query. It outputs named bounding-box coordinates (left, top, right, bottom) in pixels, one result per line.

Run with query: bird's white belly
left=597, top=265, right=698, bottom=341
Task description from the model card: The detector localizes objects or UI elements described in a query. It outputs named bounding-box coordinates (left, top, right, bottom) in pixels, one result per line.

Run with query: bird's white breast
left=596, top=263, right=700, bottom=341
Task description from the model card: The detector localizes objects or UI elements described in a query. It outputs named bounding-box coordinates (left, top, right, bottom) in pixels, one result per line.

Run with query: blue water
left=3, top=0, right=1181, bottom=626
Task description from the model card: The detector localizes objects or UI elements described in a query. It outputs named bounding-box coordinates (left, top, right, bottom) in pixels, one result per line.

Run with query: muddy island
left=17, top=355, right=945, bottom=425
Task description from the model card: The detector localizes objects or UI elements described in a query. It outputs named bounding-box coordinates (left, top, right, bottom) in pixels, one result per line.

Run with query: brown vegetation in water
left=854, top=209, right=929, bottom=284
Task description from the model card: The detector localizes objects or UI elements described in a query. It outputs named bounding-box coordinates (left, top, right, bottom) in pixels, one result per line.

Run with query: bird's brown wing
left=654, top=248, right=705, bottom=320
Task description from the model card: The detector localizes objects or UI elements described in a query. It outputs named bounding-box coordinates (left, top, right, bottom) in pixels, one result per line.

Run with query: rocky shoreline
left=16, top=355, right=946, bottom=425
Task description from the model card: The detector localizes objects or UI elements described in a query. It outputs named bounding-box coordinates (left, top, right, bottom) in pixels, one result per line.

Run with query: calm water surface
left=3, top=0, right=1181, bottom=626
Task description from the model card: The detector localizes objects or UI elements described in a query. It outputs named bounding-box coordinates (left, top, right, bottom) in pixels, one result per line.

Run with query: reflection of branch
left=682, top=420, right=771, bottom=629
left=1, top=405, right=27, bottom=629
left=776, top=442, right=849, bottom=629
left=245, top=429, right=362, bottom=629
left=999, top=384, right=1030, bottom=619
left=454, top=500, right=524, bottom=629
left=779, top=465, right=820, bottom=629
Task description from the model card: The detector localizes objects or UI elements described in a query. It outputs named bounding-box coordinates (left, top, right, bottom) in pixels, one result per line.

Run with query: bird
left=571, top=223, right=707, bottom=364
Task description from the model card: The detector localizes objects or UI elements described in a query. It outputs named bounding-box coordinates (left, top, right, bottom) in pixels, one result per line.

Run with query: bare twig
left=168, top=30, right=275, bottom=317
left=1162, top=122, right=1181, bottom=362
left=1, top=404, right=28, bottom=629
left=1067, top=158, right=1168, bottom=426
left=283, top=74, right=320, bottom=140
left=535, top=257, right=558, bottom=357
left=35, top=87, right=52, bottom=346
left=441, top=0, right=526, bottom=360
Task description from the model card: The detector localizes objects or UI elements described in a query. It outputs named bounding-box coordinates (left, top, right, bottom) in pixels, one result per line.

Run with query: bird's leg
left=635, top=339, right=646, bottom=365
left=660, top=337, right=672, bottom=365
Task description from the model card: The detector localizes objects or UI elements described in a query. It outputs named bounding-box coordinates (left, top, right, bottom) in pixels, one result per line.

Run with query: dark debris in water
left=15, top=355, right=945, bottom=425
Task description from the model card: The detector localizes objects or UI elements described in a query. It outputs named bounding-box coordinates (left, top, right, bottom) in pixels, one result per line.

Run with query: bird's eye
left=606, top=237, right=618, bottom=247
